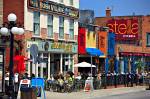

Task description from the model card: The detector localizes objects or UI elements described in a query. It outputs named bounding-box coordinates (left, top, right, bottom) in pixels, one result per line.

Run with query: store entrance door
left=54, top=54, right=60, bottom=74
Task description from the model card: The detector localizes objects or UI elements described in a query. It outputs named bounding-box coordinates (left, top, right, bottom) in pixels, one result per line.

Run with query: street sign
left=30, top=44, right=38, bottom=63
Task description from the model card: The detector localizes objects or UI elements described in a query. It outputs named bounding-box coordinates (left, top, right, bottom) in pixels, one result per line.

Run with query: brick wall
left=95, top=16, right=150, bottom=54
left=3, top=0, right=24, bottom=24
left=0, top=0, right=3, bottom=26
left=142, top=16, right=150, bottom=53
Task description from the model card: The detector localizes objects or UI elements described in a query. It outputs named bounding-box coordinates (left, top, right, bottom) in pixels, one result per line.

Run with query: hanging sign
left=78, top=28, right=86, bottom=54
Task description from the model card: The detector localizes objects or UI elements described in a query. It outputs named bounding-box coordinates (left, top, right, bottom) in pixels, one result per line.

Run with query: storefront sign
left=98, top=31, right=107, bottom=56
left=108, top=32, right=115, bottom=56
left=51, top=42, right=73, bottom=52
left=28, top=0, right=79, bottom=19
left=27, top=40, right=77, bottom=53
left=107, top=19, right=138, bottom=40
left=120, top=52, right=150, bottom=56
left=78, top=28, right=86, bottom=54
left=86, top=31, right=96, bottom=48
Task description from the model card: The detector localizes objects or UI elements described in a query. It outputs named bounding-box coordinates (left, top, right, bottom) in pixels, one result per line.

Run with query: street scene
left=0, top=0, right=150, bottom=99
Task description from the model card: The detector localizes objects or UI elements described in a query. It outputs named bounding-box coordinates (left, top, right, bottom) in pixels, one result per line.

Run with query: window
left=33, top=11, right=40, bottom=35
left=69, top=0, right=73, bottom=5
left=59, top=16, right=64, bottom=39
left=147, top=33, right=150, bottom=46
left=47, top=15, right=53, bottom=38
left=59, top=0, right=63, bottom=3
left=69, top=19, right=74, bottom=39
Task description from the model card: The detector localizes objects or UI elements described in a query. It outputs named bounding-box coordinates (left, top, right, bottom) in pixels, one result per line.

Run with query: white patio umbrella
left=74, top=62, right=96, bottom=68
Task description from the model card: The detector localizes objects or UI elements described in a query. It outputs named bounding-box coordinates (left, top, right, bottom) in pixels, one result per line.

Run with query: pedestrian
left=5, top=72, right=9, bottom=95
left=97, top=72, right=102, bottom=89
left=31, top=73, right=35, bottom=79
left=14, top=73, right=19, bottom=96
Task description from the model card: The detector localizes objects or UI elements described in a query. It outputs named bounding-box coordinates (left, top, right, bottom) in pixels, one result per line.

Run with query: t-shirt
left=68, top=77, right=73, bottom=85
left=58, top=79, right=64, bottom=86
left=14, top=73, right=19, bottom=83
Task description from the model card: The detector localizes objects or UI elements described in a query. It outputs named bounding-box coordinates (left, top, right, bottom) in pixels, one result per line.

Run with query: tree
left=135, top=59, right=144, bottom=73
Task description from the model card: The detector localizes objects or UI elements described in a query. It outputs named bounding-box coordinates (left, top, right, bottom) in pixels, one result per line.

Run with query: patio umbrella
left=74, top=62, right=96, bottom=68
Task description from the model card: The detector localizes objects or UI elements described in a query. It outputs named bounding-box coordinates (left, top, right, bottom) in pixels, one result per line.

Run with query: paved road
left=44, top=86, right=147, bottom=99
left=90, top=91, right=150, bottom=99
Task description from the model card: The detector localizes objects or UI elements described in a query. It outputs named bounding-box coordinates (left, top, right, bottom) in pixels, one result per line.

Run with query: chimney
left=106, top=7, right=111, bottom=17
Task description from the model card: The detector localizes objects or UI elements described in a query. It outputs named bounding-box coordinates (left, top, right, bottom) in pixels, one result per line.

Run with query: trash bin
left=20, top=87, right=37, bottom=99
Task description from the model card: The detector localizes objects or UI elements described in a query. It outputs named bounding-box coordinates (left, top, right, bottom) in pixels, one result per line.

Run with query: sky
left=80, top=0, right=150, bottom=17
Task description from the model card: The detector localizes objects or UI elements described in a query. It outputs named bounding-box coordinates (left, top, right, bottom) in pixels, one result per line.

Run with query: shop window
left=59, top=16, right=64, bottom=39
left=69, top=19, right=74, bottom=39
left=47, top=15, right=53, bottom=38
left=69, top=0, right=73, bottom=5
left=147, top=33, right=150, bottom=47
left=33, top=11, right=40, bottom=35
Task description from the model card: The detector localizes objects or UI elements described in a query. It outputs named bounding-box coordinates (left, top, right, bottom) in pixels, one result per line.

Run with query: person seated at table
left=64, top=73, right=74, bottom=92
left=57, top=75, right=64, bottom=92
left=75, top=72, right=81, bottom=80
left=47, top=75, right=54, bottom=91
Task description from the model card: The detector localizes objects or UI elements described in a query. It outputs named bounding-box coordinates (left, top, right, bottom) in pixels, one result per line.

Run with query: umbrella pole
left=91, top=56, right=92, bottom=78
left=90, top=55, right=93, bottom=90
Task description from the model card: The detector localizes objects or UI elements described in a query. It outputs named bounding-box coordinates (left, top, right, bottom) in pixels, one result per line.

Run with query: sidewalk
left=44, top=86, right=146, bottom=99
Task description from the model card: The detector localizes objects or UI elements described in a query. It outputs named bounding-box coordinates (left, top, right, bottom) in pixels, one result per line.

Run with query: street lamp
left=0, top=13, right=24, bottom=98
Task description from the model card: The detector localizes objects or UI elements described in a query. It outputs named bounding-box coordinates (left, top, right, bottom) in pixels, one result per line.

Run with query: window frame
left=147, top=33, right=150, bottom=47
left=47, top=14, right=53, bottom=38
left=33, top=11, right=40, bottom=36
left=59, top=16, right=64, bottom=39
left=69, top=19, right=74, bottom=39
left=69, top=0, right=73, bottom=6
left=59, top=0, right=63, bottom=3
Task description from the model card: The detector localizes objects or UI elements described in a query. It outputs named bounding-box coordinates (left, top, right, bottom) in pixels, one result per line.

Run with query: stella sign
left=107, top=19, right=139, bottom=40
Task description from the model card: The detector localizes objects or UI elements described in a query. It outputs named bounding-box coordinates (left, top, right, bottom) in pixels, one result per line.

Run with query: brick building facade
left=95, top=8, right=150, bottom=73
left=0, top=0, right=79, bottom=78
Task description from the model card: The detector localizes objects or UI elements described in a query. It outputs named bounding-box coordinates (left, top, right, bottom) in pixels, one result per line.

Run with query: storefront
left=27, top=40, right=77, bottom=78
left=119, top=52, right=150, bottom=73
left=78, top=25, right=105, bottom=75
left=105, top=32, right=117, bottom=73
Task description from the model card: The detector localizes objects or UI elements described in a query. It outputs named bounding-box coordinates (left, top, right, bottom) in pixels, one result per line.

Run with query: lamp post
left=0, top=13, right=24, bottom=98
